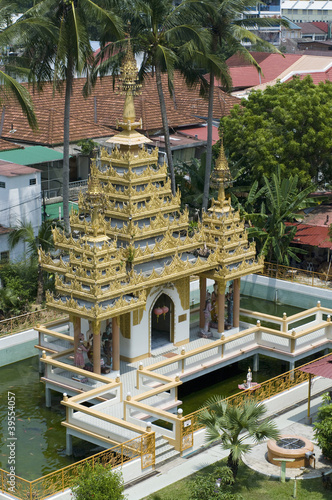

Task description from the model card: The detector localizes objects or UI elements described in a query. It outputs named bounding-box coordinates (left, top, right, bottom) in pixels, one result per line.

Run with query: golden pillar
left=218, top=284, right=225, bottom=334
left=233, top=278, right=240, bottom=328
left=112, top=317, right=120, bottom=372
left=92, top=321, right=101, bottom=375
left=72, top=316, right=81, bottom=353
left=200, top=277, right=207, bottom=329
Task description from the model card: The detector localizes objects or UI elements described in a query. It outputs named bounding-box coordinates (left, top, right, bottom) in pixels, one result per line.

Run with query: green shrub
left=72, top=462, right=126, bottom=500
left=314, top=392, right=332, bottom=460
left=190, top=467, right=242, bottom=500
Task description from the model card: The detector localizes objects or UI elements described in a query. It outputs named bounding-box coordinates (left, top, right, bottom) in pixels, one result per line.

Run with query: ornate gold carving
left=174, top=277, right=190, bottom=310
left=46, top=289, right=147, bottom=321
left=119, top=313, right=131, bottom=339
left=133, top=308, right=144, bottom=326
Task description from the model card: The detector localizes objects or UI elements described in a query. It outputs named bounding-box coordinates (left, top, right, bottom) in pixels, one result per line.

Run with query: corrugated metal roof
left=299, top=354, right=332, bottom=380
left=0, top=146, right=64, bottom=165
left=178, top=125, right=219, bottom=145
left=290, top=223, right=332, bottom=249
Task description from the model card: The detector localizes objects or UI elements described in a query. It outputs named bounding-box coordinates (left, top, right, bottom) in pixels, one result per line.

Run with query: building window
left=0, top=251, right=9, bottom=261
left=29, top=178, right=36, bottom=185
left=0, top=181, right=5, bottom=188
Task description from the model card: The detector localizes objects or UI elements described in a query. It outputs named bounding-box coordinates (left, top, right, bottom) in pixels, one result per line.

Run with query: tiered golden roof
left=40, top=44, right=263, bottom=321
left=202, top=142, right=263, bottom=284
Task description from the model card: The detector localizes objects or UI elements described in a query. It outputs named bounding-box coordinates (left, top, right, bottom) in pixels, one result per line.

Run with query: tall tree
left=243, top=168, right=315, bottom=265
left=199, top=396, right=280, bottom=480
left=123, top=0, right=209, bottom=195
left=23, top=0, right=123, bottom=233
left=195, top=0, right=285, bottom=211
left=0, top=3, right=46, bottom=130
left=222, top=76, right=332, bottom=189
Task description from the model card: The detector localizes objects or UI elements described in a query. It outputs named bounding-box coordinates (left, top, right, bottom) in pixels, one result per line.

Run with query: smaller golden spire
left=212, top=133, right=232, bottom=203
left=117, top=35, right=142, bottom=131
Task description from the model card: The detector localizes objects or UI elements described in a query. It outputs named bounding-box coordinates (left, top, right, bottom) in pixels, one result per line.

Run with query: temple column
left=199, top=277, right=206, bottom=329
left=233, top=278, right=240, bottom=328
left=218, top=284, right=225, bottom=335
left=72, top=316, right=81, bottom=353
left=112, top=317, right=120, bottom=372
left=93, top=321, right=101, bottom=375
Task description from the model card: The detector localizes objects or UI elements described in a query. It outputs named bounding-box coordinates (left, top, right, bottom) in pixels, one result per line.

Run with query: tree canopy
left=222, top=76, right=332, bottom=189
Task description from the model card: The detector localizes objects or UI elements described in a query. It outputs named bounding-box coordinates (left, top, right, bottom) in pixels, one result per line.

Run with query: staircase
left=154, top=434, right=180, bottom=468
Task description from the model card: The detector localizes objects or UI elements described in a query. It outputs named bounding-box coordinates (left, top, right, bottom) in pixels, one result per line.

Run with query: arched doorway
left=151, top=294, right=173, bottom=350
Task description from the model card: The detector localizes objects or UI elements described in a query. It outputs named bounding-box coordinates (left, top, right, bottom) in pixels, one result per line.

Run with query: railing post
left=181, top=348, right=185, bottom=373
left=62, top=470, right=64, bottom=491
left=282, top=312, right=287, bottom=333
left=290, top=330, right=296, bottom=354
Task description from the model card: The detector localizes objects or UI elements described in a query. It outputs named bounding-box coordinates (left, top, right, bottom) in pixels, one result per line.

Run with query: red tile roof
left=296, top=22, right=327, bottom=35
left=0, top=139, right=23, bottom=152
left=299, top=354, right=332, bottom=379
left=224, top=52, right=302, bottom=89
left=290, top=223, right=332, bottom=249
left=0, top=160, right=41, bottom=177
left=312, top=22, right=329, bottom=33
left=283, top=66, right=332, bottom=84
left=0, top=72, right=239, bottom=147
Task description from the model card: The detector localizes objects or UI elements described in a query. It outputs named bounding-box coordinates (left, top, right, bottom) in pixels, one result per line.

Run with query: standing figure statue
left=226, top=283, right=234, bottom=328
left=210, top=281, right=218, bottom=328
left=74, top=333, right=89, bottom=369
left=202, top=292, right=212, bottom=338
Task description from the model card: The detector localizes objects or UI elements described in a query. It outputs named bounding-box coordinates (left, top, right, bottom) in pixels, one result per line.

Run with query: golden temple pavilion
left=39, top=44, right=263, bottom=377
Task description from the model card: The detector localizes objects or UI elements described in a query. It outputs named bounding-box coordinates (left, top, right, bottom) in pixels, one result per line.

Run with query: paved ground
left=124, top=396, right=332, bottom=500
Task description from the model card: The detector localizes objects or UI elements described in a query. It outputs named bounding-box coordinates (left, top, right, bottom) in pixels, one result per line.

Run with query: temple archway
left=151, top=293, right=173, bottom=350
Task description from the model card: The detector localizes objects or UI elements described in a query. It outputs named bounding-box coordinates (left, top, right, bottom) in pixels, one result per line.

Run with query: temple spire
left=117, top=37, right=141, bottom=131
left=213, top=133, right=232, bottom=204
left=107, top=36, right=152, bottom=150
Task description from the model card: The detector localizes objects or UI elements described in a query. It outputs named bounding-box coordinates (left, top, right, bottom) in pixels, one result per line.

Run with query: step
left=154, top=436, right=181, bottom=467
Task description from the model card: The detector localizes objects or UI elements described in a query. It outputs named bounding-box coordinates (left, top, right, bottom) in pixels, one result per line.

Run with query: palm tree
left=22, top=0, right=123, bottom=232
left=0, top=2, right=45, bottom=130
left=124, top=0, right=209, bottom=196
left=195, top=0, right=286, bottom=211
left=244, top=168, right=315, bottom=265
left=199, top=396, right=280, bottom=480
left=8, top=220, right=56, bottom=304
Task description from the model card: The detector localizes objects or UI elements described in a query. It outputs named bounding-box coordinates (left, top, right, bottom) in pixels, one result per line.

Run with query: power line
left=0, top=193, right=42, bottom=215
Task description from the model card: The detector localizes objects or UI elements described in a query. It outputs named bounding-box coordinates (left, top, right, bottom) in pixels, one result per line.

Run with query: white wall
left=0, top=170, right=41, bottom=261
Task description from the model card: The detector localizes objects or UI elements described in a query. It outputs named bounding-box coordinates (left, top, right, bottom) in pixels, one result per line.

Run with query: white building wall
left=0, top=169, right=41, bottom=261
left=120, top=284, right=190, bottom=360
left=282, top=1, right=332, bottom=22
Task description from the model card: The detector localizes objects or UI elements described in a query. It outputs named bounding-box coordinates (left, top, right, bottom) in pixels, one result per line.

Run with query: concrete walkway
left=124, top=395, right=332, bottom=500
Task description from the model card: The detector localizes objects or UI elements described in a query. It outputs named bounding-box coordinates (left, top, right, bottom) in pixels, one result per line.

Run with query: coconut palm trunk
left=203, top=70, right=214, bottom=211
left=62, top=62, right=73, bottom=234
left=155, top=64, right=176, bottom=196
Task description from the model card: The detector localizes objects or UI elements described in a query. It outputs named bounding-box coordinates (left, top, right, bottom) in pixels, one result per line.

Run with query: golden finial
left=117, top=31, right=142, bottom=130
left=212, top=132, right=232, bottom=202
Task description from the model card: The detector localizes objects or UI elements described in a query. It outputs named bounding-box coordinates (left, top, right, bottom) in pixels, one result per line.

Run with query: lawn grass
left=141, top=460, right=331, bottom=500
